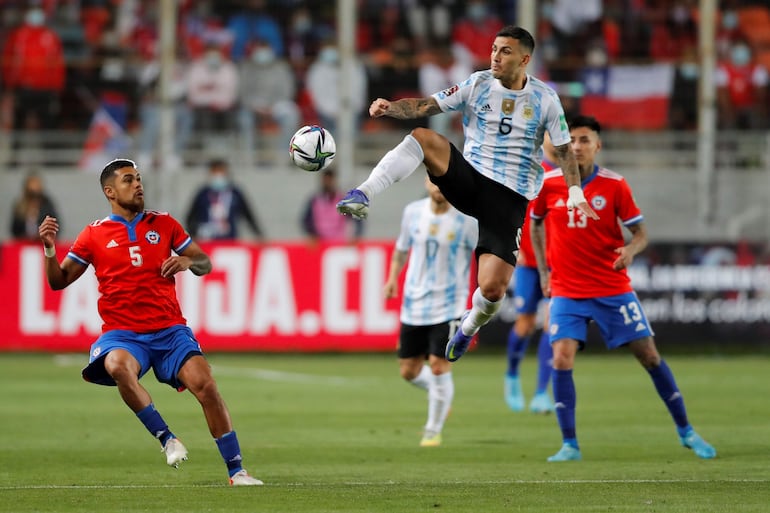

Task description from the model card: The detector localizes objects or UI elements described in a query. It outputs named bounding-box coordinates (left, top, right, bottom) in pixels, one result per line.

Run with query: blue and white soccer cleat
left=680, top=430, right=717, bottom=459
left=504, top=374, right=525, bottom=412
left=529, top=392, right=555, bottom=414
left=547, top=443, right=582, bottom=462
left=162, top=437, right=188, bottom=468
left=336, top=189, right=370, bottom=220
left=445, top=311, right=472, bottom=362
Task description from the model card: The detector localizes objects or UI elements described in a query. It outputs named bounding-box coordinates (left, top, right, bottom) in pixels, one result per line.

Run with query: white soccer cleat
left=229, top=469, right=264, bottom=486
left=162, top=437, right=188, bottom=468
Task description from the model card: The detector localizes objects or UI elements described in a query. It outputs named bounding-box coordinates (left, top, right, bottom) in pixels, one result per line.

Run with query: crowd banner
left=2, top=241, right=768, bottom=352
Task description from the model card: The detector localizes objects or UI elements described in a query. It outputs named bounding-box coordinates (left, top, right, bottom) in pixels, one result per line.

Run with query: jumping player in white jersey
left=384, top=177, right=478, bottom=447
left=338, top=26, right=597, bottom=362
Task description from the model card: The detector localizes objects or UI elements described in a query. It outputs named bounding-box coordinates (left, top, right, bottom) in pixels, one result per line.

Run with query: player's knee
left=103, top=352, right=139, bottom=382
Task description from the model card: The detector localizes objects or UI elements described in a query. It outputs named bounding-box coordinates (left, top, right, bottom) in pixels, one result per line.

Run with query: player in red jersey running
left=530, top=116, right=716, bottom=462
left=38, top=159, right=262, bottom=486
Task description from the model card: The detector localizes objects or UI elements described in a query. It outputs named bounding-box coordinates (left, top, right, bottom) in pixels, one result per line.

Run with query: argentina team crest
left=501, top=98, right=515, bottom=115
left=145, top=230, right=160, bottom=244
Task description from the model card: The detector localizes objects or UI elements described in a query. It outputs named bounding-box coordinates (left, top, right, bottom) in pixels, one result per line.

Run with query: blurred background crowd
left=2, top=0, right=770, bottom=243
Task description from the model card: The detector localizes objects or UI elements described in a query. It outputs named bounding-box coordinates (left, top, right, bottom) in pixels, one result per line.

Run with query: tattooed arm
left=553, top=142, right=599, bottom=220
left=369, top=97, right=442, bottom=119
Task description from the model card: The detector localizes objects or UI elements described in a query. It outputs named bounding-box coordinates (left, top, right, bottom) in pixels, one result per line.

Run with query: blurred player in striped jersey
left=530, top=116, right=716, bottom=462
left=383, top=177, right=478, bottom=447
left=337, top=26, right=597, bottom=364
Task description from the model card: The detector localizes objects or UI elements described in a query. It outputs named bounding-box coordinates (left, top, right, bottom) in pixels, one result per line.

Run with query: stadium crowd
left=2, top=0, right=769, bottom=158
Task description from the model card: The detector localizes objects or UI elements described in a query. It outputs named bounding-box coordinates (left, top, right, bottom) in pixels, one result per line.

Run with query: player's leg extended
left=447, top=254, right=512, bottom=362
left=421, top=355, right=454, bottom=447
left=178, top=356, right=263, bottom=484
left=338, top=128, right=450, bottom=219
left=102, top=348, right=186, bottom=467
left=628, top=337, right=716, bottom=459
left=548, top=338, right=582, bottom=461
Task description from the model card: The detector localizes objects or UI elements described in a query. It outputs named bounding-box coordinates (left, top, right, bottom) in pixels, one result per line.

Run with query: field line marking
left=52, top=354, right=371, bottom=386
left=2, top=478, right=768, bottom=490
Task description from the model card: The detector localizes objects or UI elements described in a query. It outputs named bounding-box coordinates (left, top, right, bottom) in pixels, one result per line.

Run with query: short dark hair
left=495, top=26, right=535, bottom=53
left=208, top=157, right=229, bottom=170
left=100, top=158, right=136, bottom=187
left=569, top=115, right=601, bottom=134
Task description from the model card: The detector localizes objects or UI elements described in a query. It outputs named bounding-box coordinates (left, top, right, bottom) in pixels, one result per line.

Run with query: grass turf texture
left=0, top=352, right=767, bottom=512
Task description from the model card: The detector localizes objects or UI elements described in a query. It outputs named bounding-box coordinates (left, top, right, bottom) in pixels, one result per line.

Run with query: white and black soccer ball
left=289, top=125, right=336, bottom=172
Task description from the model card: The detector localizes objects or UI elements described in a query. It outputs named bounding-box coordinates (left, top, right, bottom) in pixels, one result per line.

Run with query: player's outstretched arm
left=39, top=216, right=88, bottom=290
left=369, top=97, right=441, bottom=120
left=163, top=241, right=212, bottom=278
left=553, top=143, right=599, bottom=220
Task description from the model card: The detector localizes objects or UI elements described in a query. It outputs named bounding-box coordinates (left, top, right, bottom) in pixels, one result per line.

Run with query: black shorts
left=429, top=143, right=529, bottom=266
left=397, top=319, right=462, bottom=359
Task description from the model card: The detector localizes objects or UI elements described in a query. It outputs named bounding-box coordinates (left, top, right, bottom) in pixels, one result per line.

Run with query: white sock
left=358, top=134, right=424, bottom=199
left=461, top=287, right=504, bottom=336
left=409, top=364, right=431, bottom=391
left=426, top=371, right=454, bottom=433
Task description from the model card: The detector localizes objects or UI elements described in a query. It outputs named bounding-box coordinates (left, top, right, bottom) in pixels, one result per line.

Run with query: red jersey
left=67, top=211, right=193, bottom=333
left=517, top=158, right=557, bottom=268
left=530, top=166, right=643, bottom=298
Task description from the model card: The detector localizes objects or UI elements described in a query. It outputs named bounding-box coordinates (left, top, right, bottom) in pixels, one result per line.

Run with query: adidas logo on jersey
left=480, top=103, right=492, bottom=113
left=635, top=322, right=647, bottom=332
left=106, top=239, right=119, bottom=248
left=555, top=199, right=566, bottom=208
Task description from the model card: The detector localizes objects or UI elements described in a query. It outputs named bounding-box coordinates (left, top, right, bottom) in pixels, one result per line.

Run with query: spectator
left=227, top=0, right=284, bottom=62
left=368, top=37, right=423, bottom=131
left=1, top=5, right=66, bottom=131
left=451, top=0, right=504, bottom=71
left=403, top=0, right=456, bottom=49
left=187, top=44, right=239, bottom=136
left=285, top=5, right=328, bottom=74
left=135, top=44, right=192, bottom=170
left=185, top=158, right=264, bottom=241
left=417, top=44, right=472, bottom=136
left=716, top=39, right=769, bottom=129
left=237, top=39, right=300, bottom=167
left=11, top=171, right=60, bottom=241
left=300, top=169, right=363, bottom=245
left=305, top=39, right=368, bottom=133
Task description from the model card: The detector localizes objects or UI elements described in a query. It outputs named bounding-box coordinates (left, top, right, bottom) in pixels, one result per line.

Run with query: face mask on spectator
left=467, top=4, right=487, bottom=22
left=292, top=16, right=312, bottom=34
left=205, top=51, right=222, bottom=69
left=318, top=47, right=338, bottom=64
left=209, top=175, right=229, bottom=191
left=730, top=45, right=751, bottom=66
left=25, top=8, right=45, bottom=26
left=721, top=11, right=738, bottom=30
left=679, top=62, right=698, bottom=80
left=586, top=47, right=607, bottom=67
left=252, top=47, right=275, bottom=65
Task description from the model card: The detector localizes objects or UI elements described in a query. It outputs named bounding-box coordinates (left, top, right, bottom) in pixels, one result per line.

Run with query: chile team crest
left=145, top=230, right=160, bottom=244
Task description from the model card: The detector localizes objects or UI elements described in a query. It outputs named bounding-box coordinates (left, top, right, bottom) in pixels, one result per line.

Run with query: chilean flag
left=79, top=107, right=130, bottom=172
left=580, top=64, right=675, bottom=130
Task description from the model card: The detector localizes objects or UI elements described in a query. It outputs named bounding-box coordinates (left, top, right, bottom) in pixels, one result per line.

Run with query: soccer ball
left=289, top=125, right=336, bottom=172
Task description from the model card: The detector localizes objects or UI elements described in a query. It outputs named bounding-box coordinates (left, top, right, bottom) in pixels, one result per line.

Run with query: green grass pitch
left=0, top=351, right=767, bottom=512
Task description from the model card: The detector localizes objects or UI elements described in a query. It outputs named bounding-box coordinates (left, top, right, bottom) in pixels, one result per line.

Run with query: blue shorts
left=548, top=292, right=654, bottom=349
left=512, top=265, right=545, bottom=315
left=82, top=325, right=203, bottom=389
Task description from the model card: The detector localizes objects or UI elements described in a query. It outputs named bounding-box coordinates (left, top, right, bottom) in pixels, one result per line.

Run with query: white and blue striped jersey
left=432, top=70, right=570, bottom=199
left=396, top=198, right=478, bottom=326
